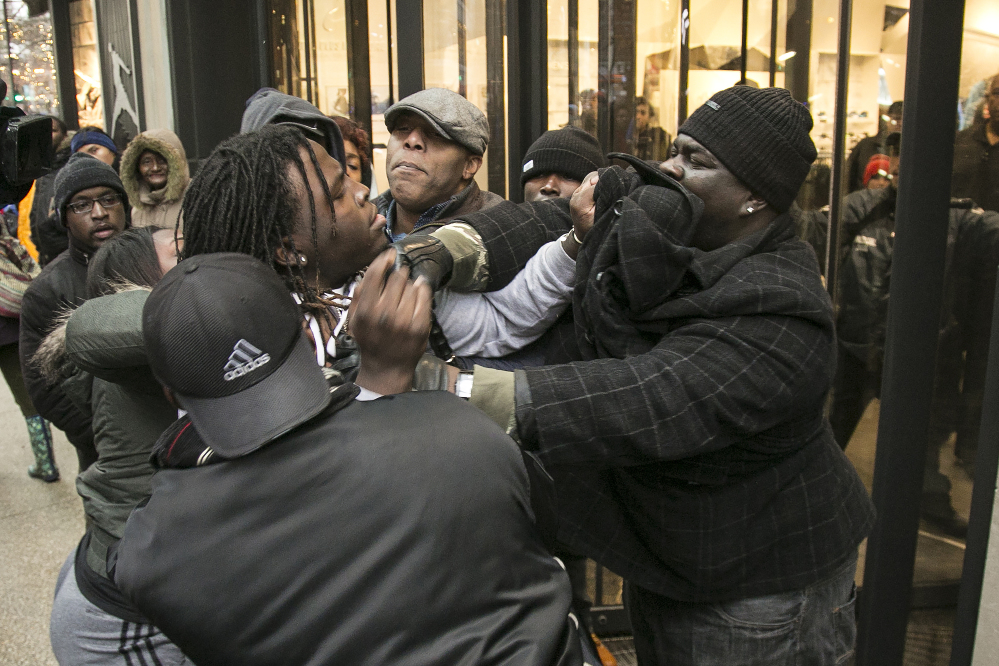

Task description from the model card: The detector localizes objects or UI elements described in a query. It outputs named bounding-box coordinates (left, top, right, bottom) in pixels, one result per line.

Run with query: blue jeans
left=627, top=554, right=858, bottom=665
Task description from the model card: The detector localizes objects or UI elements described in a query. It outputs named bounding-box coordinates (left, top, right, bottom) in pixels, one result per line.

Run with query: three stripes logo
left=223, top=339, right=271, bottom=382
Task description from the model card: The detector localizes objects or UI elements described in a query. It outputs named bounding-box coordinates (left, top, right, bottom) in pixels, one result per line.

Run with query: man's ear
left=274, top=243, right=296, bottom=268
left=741, top=192, right=769, bottom=217
left=462, top=154, right=483, bottom=181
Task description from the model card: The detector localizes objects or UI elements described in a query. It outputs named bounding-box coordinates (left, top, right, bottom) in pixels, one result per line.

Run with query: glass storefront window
left=305, top=0, right=349, bottom=116
left=0, top=0, right=61, bottom=117
left=634, top=0, right=680, bottom=156
left=368, top=0, right=396, bottom=194
left=266, top=0, right=349, bottom=116
left=830, top=2, right=999, bottom=661
left=422, top=0, right=490, bottom=193
left=547, top=0, right=599, bottom=134
left=367, top=0, right=395, bottom=129
left=69, top=0, right=101, bottom=125
left=685, top=0, right=743, bottom=111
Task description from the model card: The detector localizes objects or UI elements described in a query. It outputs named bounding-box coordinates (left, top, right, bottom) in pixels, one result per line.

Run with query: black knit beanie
left=679, top=86, right=817, bottom=212
left=55, top=153, right=128, bottom=227
left=521, top=126, right=607, bottom=186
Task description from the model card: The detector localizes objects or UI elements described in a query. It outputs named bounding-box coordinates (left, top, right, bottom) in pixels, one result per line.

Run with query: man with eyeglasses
left=953, top=72, right=999, bottom=214
left=19, top=153, right=129, bottom=474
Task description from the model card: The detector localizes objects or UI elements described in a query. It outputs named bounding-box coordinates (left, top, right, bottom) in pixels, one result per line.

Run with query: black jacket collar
left=68, top=238, right=94, bottom=266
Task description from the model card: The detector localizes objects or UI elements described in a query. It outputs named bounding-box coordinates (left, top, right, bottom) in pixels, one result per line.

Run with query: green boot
left=26, top=415, right=59, bottom=482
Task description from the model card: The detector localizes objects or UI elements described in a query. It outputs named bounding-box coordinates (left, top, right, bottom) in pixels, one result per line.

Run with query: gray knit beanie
left=520, top=127, right=607, bottom=186
left=55, top=153, right=128, bottom=227
left=679, top=86, right=817, bottom=212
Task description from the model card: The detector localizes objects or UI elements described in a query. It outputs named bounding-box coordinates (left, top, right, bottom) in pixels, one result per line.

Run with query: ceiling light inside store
left=777, top=51, right=796, bottom=62
left=808, top=93, right=823, bottom=101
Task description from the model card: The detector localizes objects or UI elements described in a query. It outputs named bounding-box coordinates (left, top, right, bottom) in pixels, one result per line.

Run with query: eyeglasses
left=66, top=193, right=123, bottom=215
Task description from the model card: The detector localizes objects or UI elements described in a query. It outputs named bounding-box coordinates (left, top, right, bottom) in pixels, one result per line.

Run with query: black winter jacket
left=19, top=241, right=94, bottom=453
left=836, top=185, right=999, bottom=455
left=951, top=123, right=999, bottom=213
left=34, top=288, right=174, bottom=623
left=116, top=390, right=582, bottom=666
left=65, top=290, right=176, bottom=578
left=452, top=164, right=875, bottom=602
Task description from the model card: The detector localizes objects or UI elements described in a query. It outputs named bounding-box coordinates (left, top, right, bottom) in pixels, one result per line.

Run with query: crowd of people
left=824, top=72, right=999, bottom=538
left=0, top=72, right=994, bottom=666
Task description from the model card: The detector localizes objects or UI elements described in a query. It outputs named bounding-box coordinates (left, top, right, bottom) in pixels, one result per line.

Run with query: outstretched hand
left=564, top=171, right=600, bottom=260
left=349, top=250, right=432, bottom=395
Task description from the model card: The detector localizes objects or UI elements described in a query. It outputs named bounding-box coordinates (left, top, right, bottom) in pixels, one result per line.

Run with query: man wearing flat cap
left=374, top=88, right=503, bottom=240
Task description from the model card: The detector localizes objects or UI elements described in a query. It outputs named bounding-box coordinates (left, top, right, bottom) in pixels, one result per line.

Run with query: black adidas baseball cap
left=142, top=253, right=332, bottom=457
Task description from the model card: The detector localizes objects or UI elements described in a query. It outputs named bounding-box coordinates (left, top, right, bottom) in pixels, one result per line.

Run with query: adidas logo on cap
left=223, top=339, right=271, bottom=382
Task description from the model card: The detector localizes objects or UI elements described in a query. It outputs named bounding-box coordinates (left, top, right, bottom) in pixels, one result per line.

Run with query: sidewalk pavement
left=0, top=378, right=85, bottom=665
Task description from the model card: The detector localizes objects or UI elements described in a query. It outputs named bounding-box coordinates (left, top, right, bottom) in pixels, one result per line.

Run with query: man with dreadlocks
left=179, top=125, right=584, bottom=377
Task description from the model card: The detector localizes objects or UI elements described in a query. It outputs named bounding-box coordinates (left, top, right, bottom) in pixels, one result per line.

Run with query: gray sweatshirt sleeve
left=434, top=237, right=575, bottom=358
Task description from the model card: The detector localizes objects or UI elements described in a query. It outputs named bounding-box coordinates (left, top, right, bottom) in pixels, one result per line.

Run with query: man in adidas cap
left=113, top=251, right=583, bottom=666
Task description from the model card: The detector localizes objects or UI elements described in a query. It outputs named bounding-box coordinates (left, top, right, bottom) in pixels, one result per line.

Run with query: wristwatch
left=455, top=370, right=474, bottom=400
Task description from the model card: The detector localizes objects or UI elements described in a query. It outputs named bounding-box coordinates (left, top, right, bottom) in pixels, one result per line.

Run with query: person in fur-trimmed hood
left=120, top=129, right=190, bottom=231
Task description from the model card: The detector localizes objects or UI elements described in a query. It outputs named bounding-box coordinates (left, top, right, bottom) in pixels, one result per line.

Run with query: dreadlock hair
left=87, top=226, right=166, bottom=298
left=181, top=124, right=341, bottom=328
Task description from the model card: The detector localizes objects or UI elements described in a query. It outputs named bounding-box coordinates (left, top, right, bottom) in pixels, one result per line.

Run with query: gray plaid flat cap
left=384, top=88, right=489, bottom=155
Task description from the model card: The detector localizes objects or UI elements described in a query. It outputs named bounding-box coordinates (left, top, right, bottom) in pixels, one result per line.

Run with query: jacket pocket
left=833, top=583, right=858, bottom=664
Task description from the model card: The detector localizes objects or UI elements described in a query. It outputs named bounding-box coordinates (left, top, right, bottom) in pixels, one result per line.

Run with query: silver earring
left=746, top=206, right=755, bottom=214
left=297, top=254, right=307, bottom=265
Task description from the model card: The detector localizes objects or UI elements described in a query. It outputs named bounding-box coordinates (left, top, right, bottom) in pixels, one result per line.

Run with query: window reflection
left=70, top=0, right=102, bottom=125
left=548, top=0, right=599, bottom=134
left=422, top=0, right=491, bottom=193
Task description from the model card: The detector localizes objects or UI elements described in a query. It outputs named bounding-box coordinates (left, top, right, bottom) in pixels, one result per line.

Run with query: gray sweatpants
left=50, top=551, right=189, bottom=666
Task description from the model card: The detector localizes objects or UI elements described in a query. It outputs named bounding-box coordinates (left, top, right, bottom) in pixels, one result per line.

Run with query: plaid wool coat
left=455, top=166, right=875, bottom=602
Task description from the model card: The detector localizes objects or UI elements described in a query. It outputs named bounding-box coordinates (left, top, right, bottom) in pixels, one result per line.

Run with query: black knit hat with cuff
left=521, top=127, right=607, bottom=186
left=54, top=152, right=129, bottom=227
left=678, top=86, right=817, bottom=212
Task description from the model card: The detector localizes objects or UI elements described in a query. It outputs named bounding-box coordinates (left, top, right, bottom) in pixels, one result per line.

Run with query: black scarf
left=575, top=155, right=801, bottom=360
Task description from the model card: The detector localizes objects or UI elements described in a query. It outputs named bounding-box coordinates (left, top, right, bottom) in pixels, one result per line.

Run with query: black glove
left=390, top=234, right=454, bottom=291
left=413, top=354, right=452, bottom=391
